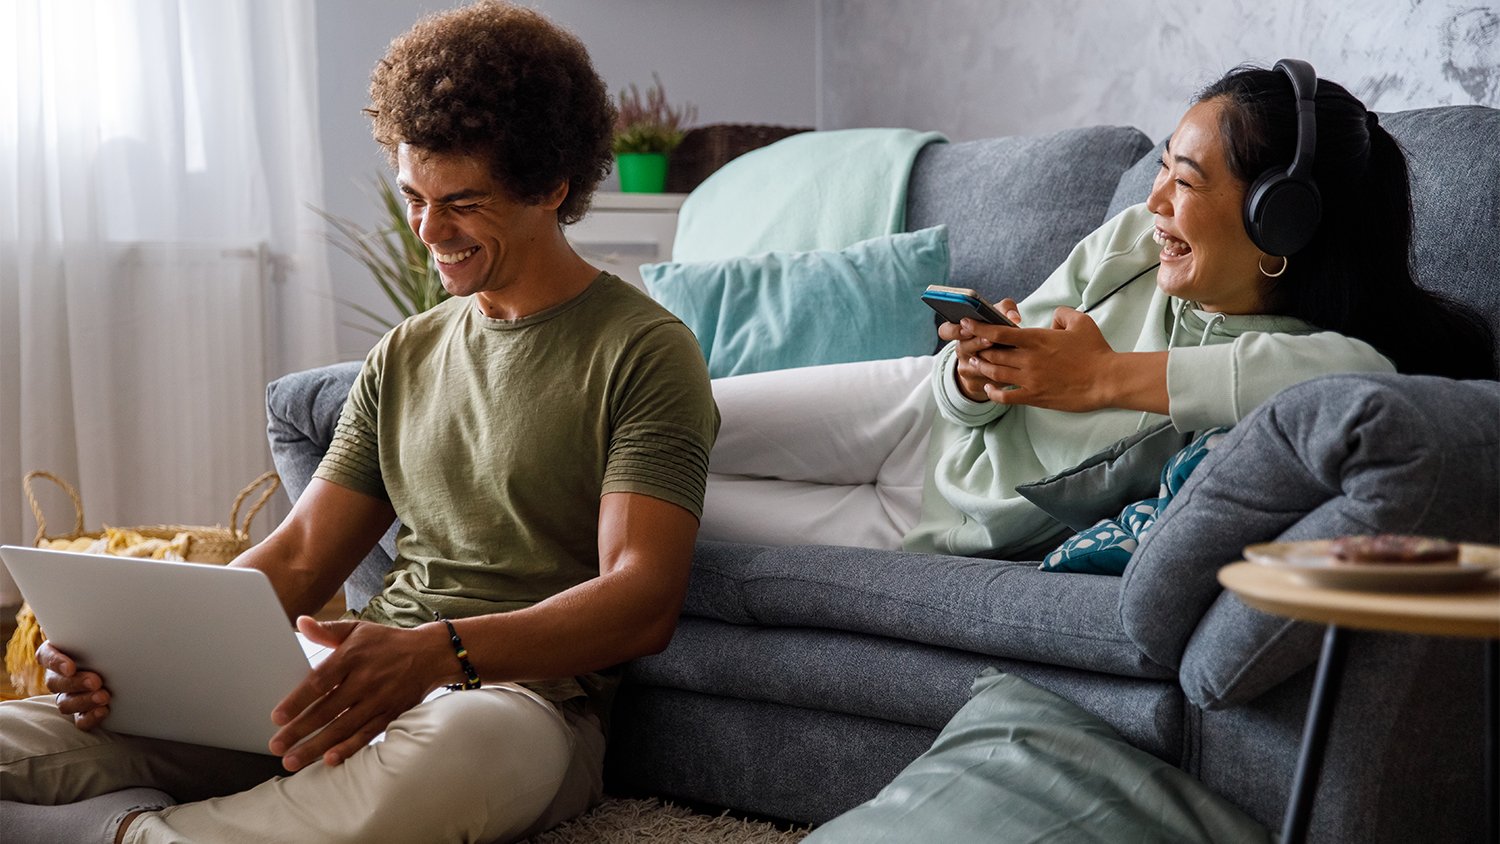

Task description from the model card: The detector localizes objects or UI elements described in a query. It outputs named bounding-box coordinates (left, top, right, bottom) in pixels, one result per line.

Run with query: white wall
left=314, top=0, right=820, bottom=361
left=819, top=0, right=1500, bottom=141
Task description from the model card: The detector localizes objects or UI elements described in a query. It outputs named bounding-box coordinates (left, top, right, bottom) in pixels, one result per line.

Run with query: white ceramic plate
left=1244, top=540, right=1500, bottom=592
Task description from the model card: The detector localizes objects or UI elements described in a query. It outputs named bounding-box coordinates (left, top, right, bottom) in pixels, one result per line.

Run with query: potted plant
left=313, top=178, right=450, bottom=335
left=613, top=73, right=696, bottom=193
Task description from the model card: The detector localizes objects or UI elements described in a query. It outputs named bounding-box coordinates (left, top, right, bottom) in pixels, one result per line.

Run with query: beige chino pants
left=0, top=684, right=603, bottom=844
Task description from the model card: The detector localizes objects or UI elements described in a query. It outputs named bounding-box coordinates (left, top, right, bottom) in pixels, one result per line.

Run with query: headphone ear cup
left=1244, top=168, right=1322, bottom=256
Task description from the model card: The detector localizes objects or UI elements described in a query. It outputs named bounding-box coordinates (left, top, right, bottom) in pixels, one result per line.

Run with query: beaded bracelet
left=434, top=611, right=481, bottom=690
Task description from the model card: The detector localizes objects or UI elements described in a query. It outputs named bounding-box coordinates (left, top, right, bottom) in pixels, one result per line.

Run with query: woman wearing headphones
left=702, top=61, right=1494, bottom=558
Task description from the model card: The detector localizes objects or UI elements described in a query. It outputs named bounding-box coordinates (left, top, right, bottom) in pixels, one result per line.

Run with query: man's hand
left=937, top=297, right=1023, bottom=403
left=267, top=616, right=448, bottom=772
left=38, top=640, right=111, bottom=731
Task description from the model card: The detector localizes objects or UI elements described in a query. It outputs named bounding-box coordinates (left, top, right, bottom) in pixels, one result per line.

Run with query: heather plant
left=612, top=73, right=696, bottom=155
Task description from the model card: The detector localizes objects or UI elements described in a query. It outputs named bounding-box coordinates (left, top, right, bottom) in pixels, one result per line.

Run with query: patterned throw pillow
left=1040, top=427, right=1231, bottom=575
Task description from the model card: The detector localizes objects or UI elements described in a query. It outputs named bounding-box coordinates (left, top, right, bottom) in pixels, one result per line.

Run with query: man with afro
left=0, top=3, right=718, bottom=842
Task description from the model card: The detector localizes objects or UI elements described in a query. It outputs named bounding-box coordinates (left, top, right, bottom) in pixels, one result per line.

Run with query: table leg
left=1487, top=639, right=1497, bottom=844
left=1281, top=624, right=1348, bottom=844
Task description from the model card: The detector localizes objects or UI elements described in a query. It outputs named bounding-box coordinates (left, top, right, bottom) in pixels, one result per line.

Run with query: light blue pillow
left=641, top=226, right=949, bottom=378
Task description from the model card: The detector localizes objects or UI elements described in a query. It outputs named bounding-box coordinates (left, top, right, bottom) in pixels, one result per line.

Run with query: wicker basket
left=22, top=470, right=279, bottom=563
left=4, top=470, right=281, bottom=697
left=665, top=123, right=814, bottom=194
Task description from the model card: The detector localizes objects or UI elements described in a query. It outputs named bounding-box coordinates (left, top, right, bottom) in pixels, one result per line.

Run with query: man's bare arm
left=232, top=478, right=397, bottom=620
left=267, top=490, right=698, bottom=771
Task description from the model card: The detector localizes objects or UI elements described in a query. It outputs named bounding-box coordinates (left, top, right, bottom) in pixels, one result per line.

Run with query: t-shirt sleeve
left=602, top=322, right=720, bottom=518
left=313, top=341, right=389, bottom=501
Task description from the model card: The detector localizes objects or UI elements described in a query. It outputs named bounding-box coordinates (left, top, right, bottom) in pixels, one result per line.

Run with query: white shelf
left=591, top=191, right=688, bottom=212
left=568, top=193, right=687, bottom=291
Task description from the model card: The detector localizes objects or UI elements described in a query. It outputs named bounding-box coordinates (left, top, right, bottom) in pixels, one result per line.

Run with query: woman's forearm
left=1099, top=351, right=1170, bottom=415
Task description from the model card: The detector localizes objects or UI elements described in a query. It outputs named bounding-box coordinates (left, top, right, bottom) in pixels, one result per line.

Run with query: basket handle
left=22, top=471, right=86, bottom=546
left=230, top=471, right=281, bottom=538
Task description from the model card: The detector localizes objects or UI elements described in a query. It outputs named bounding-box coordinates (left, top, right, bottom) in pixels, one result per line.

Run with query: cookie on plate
left=1329, top=534, right=1459, bottom=564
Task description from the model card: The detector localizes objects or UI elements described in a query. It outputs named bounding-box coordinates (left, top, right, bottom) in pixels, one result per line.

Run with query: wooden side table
left=1219, top=562, right=1500, bottom=844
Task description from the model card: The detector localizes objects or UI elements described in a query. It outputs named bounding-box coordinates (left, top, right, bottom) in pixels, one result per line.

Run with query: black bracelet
left=434, top=611, right=481, bottom=690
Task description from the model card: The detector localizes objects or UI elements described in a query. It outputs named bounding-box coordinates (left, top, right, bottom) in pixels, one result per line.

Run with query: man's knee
left=394, top=689, right=571, bottom=784
left=340, top=689, right=573, bottom=842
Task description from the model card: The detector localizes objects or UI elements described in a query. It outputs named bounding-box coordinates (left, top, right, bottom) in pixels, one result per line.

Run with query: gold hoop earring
left=1259, top=254, right=1289, bottom=278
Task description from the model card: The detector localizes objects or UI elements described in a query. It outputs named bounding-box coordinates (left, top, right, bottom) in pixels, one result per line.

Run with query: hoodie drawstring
left=1199, top=312, right=1226, bottom=346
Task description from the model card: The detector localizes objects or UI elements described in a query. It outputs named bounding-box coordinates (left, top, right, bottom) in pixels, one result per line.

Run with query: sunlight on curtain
left=0, top=0, right=337, bottom=604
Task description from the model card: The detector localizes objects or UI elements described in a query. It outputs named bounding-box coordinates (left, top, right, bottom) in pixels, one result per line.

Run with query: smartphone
left=921, top=285, right=1019, bottom=327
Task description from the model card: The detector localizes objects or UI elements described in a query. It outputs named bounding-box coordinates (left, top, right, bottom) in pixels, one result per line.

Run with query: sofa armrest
left=265, top=361, right=397, bottom=611
left=1121, top=373, right=1500, bottom=707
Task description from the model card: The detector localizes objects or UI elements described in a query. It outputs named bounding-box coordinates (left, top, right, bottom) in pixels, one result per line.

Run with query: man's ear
left=541, top=180, right=569, bottom=211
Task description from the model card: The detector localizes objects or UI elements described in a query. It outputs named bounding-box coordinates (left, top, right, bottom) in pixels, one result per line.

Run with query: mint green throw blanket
left=670, top=128, right=946, bottom=262
left=808, top=671, right=1272, bottom=843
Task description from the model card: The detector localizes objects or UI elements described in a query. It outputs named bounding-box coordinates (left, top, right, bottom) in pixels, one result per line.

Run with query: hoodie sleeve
left=931, top=340, right=1009, bottom=427
left=1166, top=331, right=1396, bottom=430
left=932, top=204, right=1159, bottom=429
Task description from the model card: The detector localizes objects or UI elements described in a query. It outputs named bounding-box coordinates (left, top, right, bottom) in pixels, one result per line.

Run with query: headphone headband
left=1243, top=58, right=1322, bottom=256
left=1275, top=59, right=1318, bottom=182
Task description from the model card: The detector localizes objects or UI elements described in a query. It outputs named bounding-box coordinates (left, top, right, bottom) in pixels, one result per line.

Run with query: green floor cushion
left=806, top=671, right=1270, bottom=844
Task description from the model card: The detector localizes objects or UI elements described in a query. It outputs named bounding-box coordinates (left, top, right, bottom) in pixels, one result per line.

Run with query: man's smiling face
left=397, top=144, right=559, bottom=303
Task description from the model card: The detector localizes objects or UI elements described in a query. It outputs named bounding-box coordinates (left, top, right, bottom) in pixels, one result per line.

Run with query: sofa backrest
left=904, top=125, right=1153, bottom=310
left=1384, top=106, right=1500, bottom=364
left=1108, top=105, right=1500, bottom=364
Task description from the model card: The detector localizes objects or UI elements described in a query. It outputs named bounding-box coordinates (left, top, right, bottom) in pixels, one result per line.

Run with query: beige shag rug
left=524, top=797, right=812, bottom=844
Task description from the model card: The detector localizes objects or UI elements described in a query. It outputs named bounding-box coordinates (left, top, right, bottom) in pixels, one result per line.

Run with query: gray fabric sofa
left=266, top=105, right=1500, bottom=842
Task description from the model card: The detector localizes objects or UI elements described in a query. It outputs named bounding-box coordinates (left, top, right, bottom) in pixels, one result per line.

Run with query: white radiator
left=48, top=242, right=275, bottom=542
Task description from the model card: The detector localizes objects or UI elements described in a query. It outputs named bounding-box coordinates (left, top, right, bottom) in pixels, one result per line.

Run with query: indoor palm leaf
left=315, top=178, right=449, bottom=336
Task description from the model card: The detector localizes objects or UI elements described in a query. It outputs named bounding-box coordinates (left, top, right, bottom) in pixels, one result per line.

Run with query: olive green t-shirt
left=314, top=273, right=718, bottom=714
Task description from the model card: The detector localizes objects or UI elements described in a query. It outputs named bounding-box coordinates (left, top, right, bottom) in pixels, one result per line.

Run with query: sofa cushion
left=266, top=360, right=397, bottom=611
left=642, top=227, right=950, bottom=378
left=1121, top=373, right=1500, bottom=708
left=1384, top=106, right=1500, bottom=364
left=683, top=541, right=1172, bottom=680
left=1039, top=428, right=1232, bottom=576
left=1107, top=139, right=1163, bottom=220
left=1015, top=419, right=1191, bottom=533
left=905, top=125, right=1153, bottom=316
left=630, top=617, right=1184, bottom=764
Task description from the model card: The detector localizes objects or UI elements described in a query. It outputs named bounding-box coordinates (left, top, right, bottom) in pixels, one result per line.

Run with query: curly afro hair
left=366, top=1, right=615, bottom=225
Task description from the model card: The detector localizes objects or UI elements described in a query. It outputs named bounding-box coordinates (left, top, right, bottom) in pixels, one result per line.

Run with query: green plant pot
left=617, top=152, right=668, bottom=193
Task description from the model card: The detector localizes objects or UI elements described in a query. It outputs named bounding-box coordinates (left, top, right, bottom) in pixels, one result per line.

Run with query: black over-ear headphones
left=1243, top=58, right=1322, bottom=256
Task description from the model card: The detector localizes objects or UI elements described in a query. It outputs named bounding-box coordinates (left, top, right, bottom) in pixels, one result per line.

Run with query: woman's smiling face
left=1146, top=98, right=1269, bottom=314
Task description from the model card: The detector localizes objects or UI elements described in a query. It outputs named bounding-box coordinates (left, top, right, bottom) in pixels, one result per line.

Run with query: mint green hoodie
left=902, top=203, right=1395, bottom=557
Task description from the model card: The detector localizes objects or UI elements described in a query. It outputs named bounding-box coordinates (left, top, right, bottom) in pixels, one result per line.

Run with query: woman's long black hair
left=1198, top=66, right=1494, bottom=379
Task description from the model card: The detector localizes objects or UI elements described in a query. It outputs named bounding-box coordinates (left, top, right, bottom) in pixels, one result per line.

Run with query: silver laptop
left=1, top=545, right=329, bottom=754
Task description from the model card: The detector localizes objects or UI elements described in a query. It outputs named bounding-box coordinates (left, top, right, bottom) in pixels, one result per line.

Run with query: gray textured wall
left=820, top=0, right=1500, bottom=141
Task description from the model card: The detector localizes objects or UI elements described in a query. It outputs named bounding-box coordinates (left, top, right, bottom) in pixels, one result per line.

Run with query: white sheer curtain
left=0, top=0, right=336, bottom=604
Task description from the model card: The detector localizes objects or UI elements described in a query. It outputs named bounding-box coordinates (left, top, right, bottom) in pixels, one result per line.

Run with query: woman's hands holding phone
left=943, top=305, right=1169, bottom=413
left=938, top=297, right=1022, bottom=402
